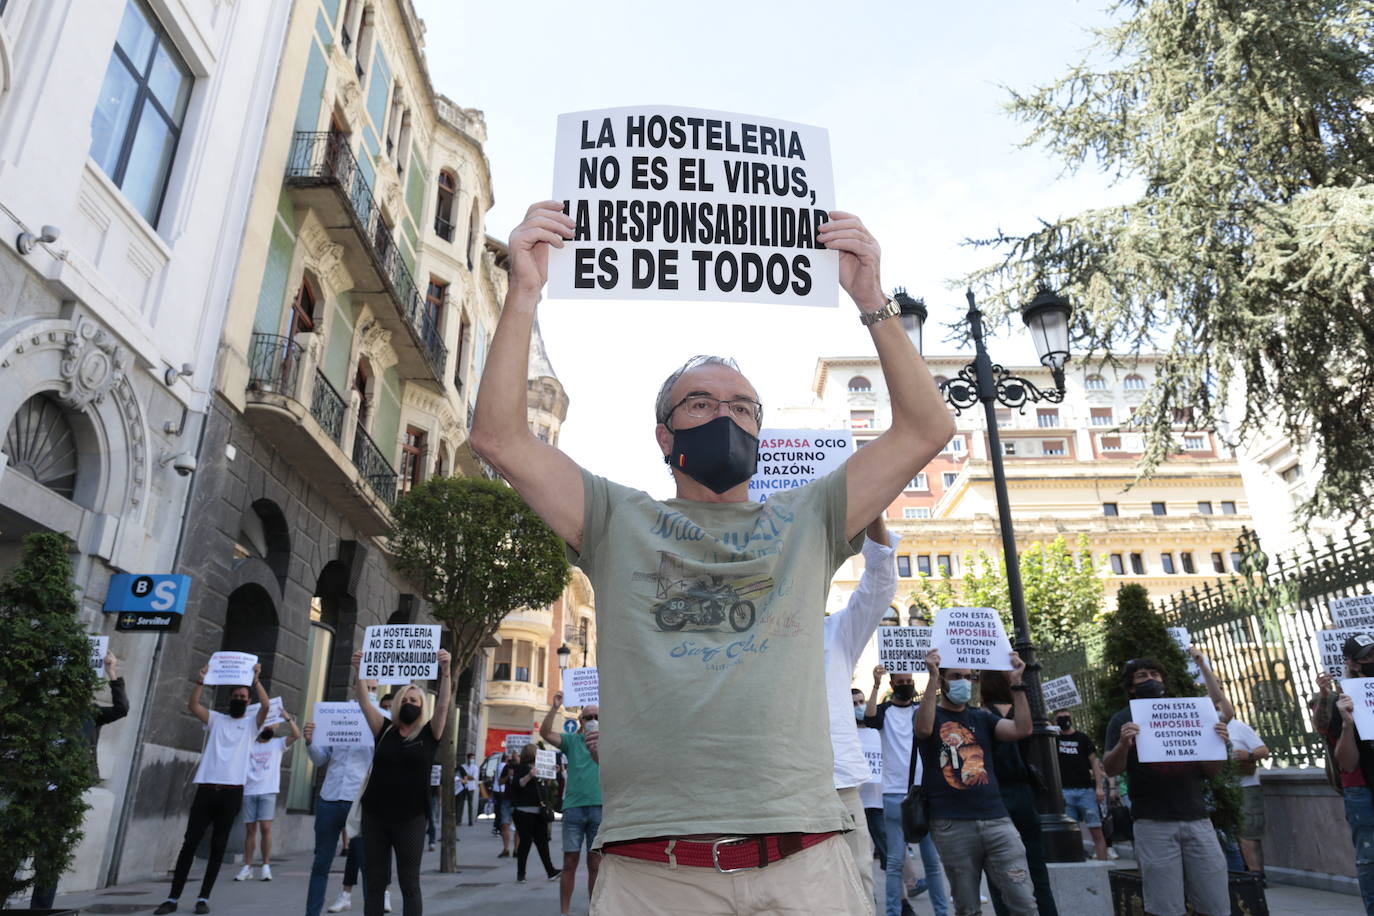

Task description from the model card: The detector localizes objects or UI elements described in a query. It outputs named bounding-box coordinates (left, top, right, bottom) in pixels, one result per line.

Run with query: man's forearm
left=1011, top=689, right=1032, bottom=738
left=471, top=289, right=537, bottom=460
left=865, top=683, right=881, bottom=718
left=914, top=681, right=939, bottom=739
left=1103, top=744, right=1128, bottom=777
left=1337, top=722, right=1360, bottom=771
left=869, top=316, right=953, bottom=448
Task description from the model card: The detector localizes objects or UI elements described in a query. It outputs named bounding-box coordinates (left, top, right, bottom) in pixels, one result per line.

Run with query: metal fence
left=1040, top=524, right=1374, bottom=768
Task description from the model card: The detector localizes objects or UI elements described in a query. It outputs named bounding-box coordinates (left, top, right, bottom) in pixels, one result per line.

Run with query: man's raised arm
left=470, top=201, right=586, bottom=551
left=816, top=213, right=955, bottom=538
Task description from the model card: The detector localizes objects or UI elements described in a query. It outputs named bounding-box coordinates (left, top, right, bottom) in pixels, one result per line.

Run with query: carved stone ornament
left=360, top=321, right=397, bottom=371
left=60, top=317, right=128, bottom=411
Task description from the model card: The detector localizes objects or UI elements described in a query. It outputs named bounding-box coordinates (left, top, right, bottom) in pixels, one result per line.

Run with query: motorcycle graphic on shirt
left=633, top=550, right=773, bottom=633
left=938, top=721, right=989, bottom=789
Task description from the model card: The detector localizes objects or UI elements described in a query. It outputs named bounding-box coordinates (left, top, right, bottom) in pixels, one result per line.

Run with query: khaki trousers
left=838, top=786, right=877, bottom=915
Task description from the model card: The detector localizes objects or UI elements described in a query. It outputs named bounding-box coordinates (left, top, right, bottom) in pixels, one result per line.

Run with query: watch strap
left=859, top=298, right=899, bottom=327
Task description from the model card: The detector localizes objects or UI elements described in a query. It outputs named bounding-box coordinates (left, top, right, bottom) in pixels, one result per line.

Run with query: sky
left=414, top=0, right=1136, bottom=496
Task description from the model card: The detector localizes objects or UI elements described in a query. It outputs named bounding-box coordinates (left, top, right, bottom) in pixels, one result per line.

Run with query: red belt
left=603, top=832, right=837, bottom=873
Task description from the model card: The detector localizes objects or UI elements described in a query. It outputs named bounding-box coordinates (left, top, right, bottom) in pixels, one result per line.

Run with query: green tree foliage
left=965, top=0, right=1374, bottom=525
left=390, top=475, right=570, bottom=873
left=0, top=532, right=98, bottom=901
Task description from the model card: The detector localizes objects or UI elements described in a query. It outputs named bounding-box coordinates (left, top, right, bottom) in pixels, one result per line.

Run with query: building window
left=1221, top=501, right=1237, bottom=515
left=1280, top=464, right=1304, bottom=484
left=492, top=640, right=512, bottom=681
left=355, top=8, right=375, bottom=78
left=435, top=170, right=457, bottom=240
left=916, top=556, right=932, bottom=577
left=289, top=277, right=317, bottom=340
left=425, top=279, right=447, bottom=338
left=1211, top=552, right=1225, bottom=573
left=848, top=376, right=872, bottom=392
left=399, top=426, right=426, bottom=494
left=1042, top=440, right=1065, bottom=456
left=944, top=436, right=965, bottom=453
left=1103, top=502, right=1119, bottom=516
left=4, top=395, right=80, bottom=500
left=1151, top=502, right=1167, bottom=516
left=903, top=507, right=931, bottom=519
left=1230, top=552, right=1243, bottom=572
left=1197, top=501, right=1213, bottom=515
left=454, top=315, right=471, bottom=394
left=897, top=556, right=911, bottom=578
left=936, top=555, right=952, bottom=576
left=1161, top=553, right=1176, bottom=574
left=1172, top=407, right=1194, bottom=424
left=942, top=472, right=958, bottom=489
left=1129, top=553, right=1145, bottom=574
left=515, top=641, right=532, bottom=682
left=89, top=0, right=193, bottom=226
left=1036, top=408, right=1059, bottom=427
left=850, top=410, right=875, bottom=429
left=1184, top=435, right=1206, bottom=450
left=1109, top=554, right=1125, bottom=575
left=1001, top=441, right=1017, bottom=456
left=1100, top=436, right=1122, bottom=451
left=1085, top=375, right=1107, bottom=391
left=1181, top=552, right=1196, bottom=574
left=1124, top=374, right=1146, bottom=390
left=1090, top=407, right=1114, bottom=426
left=994, top=409, right=1012, bottom=428
left=908, top=472, right=928, bottom=491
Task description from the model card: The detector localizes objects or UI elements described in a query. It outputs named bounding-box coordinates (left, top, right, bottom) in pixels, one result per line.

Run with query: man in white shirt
left=456, top=753, right=478, bottom=826
left=1224, top=715, right=1269, bottom=878
left=234, top=711, right=300, bottom=882
left=155, top=661, right=269, bottom=915
left=824, top=517, right=898, bottom=913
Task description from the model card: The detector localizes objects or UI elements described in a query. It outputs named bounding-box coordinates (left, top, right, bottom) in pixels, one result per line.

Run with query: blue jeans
left=883, top=792, right=949, bottom=916
left=1345, top=786, right=1374, bottom=915
left=307, top=799, right=367, bottom=916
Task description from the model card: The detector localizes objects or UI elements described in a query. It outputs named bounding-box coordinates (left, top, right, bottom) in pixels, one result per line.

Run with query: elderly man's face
left=656, top=364, right=761, bottom=452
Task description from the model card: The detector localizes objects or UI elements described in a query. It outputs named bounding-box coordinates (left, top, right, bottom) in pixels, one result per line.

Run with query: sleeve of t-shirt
left=570, top=469, right=639, bottom=576
left=1229, top=720, right=1263, bottom=752
left=862, top=701, right=889, bottom=730
left=204, top=710, right=222, bottom=733
left=1082, top=733, right=1098, bottom=757
left=1104, top=710, right=1124, bottom=754
left=806, top=466, right=864, bottom=567
left=273, top=737, right=288, bottom=754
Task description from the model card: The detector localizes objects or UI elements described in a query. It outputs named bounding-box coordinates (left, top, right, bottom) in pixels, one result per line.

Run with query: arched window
left=353, top=356, right=372, bottom=431
left=467, top=206, right=481, bottom=271
left=4, top=394, right=79, bottom=500
left=434, top=170, right=457, bottom=241
left=1085, top=375, right=1107, bottom=391
left=848, top=376, right=872, bottom=392
left=1124, top=374, right=1145, bottom=390
left=354, top=8, right=374, bottom=79
left=289, top=274, right=318, bottom=340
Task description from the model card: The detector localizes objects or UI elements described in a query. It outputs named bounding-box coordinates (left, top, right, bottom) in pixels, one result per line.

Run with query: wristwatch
left=859, top=297, right=899, bottom=327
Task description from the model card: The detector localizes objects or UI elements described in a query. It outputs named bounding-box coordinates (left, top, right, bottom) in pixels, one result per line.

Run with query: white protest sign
left=89, top=635, right=109, bottom=675
left=312, top=701, right=370, bottom=747
left=1332, top=596, right=1374, bottom=630
left=535, top=748, right=559, bottom=780
left=549, top=105, right=837, bottom=307
left=1317, top=628, right=1366, bottom=677
left=431, top=764, right=442, bottom=787
left=360, top=625, right=440, bottom=684
left=931, top=607, right=1013, bottom=670
left=204, top=651, right=257, bottom=686
left=1168, top=627, right=1204, bottom=683
left=749, top=430, right=852, bottom=502
left=561, top=667, right=600, bottom=707
left=1042, top=675, right=1083, bottom=710
left=247, top=697, right=285, bottom=727
left=1341, top=679, right=1374, bottom=740
left=877, top=627, right=932, bottom=674
left=1130, top=698, right=1226, bottom=763
left=860, top=726, right=883, bottom=782
left=505, top=733, right=533, bottom=754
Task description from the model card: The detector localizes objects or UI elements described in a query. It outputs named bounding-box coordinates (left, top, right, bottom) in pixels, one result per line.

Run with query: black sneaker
left=516, top=877, right=527, bottom=884
left=153, top=904, right=177, bottom=915
left=547, top=870, right=562, bottom=881
left=195, top=902, right=210, bottom=915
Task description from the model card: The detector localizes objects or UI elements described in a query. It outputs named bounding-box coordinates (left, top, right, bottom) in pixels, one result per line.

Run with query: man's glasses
left=669, top=394, right=762, bottom=425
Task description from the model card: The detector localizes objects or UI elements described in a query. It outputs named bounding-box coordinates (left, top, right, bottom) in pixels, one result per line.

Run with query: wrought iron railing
left=246, top=334, right=303, bottom=399
left=351, top=424, right=398, bottom=506
left=434, top=215, right=454, bottom=241
left=310, top=369, right=347, bottom=444
left=284, top=132, right=448, bottom=380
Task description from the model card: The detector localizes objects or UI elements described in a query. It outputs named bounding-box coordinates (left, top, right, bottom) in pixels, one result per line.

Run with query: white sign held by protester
left=1341, top=678, right=1374, bottom=740
left=931, top=607, right=1013, bottom=670
left=877, top=627, right=933, bottom=673
left=535, top=749, right=559, bottom=780
left=549, top=105, right=837, bottom=307
left=359, top=625, right=440, bottom=684
left=1331, top=596, right=1374, bottom=630
left=749, top=430, right=852, bottom=502
left=89, top=636, right=109, bottom=675
left=1168, top=627, right=1204, bottom=683
left=431, top=764, right=442, bottom=787
left=1130, top=698, right=1226, bottom=763
left=860, top=727, right=883, bottom=782
left=505, top=733, right=533, bottom=754
left=561, top=667, right=600, bottom=707
left=1317, top=629, right=1367, bottom=677
left=1042, top=675, right=1083, bottom=710
left=204, top=651, right=257, bottom=686
left=247, top=697, right=285, bottom=727
left=312, top=701, right=370, bottom=747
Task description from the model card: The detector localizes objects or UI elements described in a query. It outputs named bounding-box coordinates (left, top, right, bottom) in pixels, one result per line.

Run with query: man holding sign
left=472, top=150, right=952, bottom=910
left=1103, top=659, right=1233, bottom=916
left=540, top=691, right=602, bottom=916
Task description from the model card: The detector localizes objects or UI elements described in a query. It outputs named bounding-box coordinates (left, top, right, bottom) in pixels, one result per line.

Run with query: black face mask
left=664, top=416, right=758, bottom=494
left=228, top=698, right=248, bottom=718
left=1133, top=678, right=1166, bottom=699
left=398, top=703, right=422, bottom=724
left=891, top=683, right=917, bottom=702
left=1056, top=716, right=1073, bottom=730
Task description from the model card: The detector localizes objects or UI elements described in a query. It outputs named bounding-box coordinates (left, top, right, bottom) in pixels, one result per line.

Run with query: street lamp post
left=556, top=644, right=572, bottom=671
left=896, top=286, right=1084, bottom=863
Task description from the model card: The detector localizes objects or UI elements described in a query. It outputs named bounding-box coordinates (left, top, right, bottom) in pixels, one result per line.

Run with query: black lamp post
left=895, top=286, right=1084, bottom=863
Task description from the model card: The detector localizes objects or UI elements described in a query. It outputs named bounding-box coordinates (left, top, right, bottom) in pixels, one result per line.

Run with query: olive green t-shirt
left=572, top=466, right=860, bottom=847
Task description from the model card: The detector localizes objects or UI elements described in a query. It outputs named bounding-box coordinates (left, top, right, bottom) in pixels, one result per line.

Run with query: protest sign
left=89, top=635, right=109, bottom=675
left=1042, top=675, right=1082, bottom=711
left=860, top=727, right=883, bottom=782
left=247, top=697, right=285, bottom=727
left=1168, top=627, right=1204, bottom=683
left=505, top=733, right=533, bottom=754
left=1331, top=595, right=1374, bottom=630
left=561, top=667, right=600, bottom=707
left=1130, top=698, right=1226, bottom=763
left=312, top=701, right=370, bottom=747
left=535, top=748, right=559, bottom=780
left=1317, top=628, right=1367, bottom=677
left=204, top=651, right=257, bottom=686
left=549, top=105, right=837, bottom=307
left=877, top=627, right=932, bottom=674
left=431, top=764, right=442, bottom=787
left=749, top=430, right=852, bottom=502
left=1341, top=678, right=1374, bottom=740
left=360, top=625, right=440, bottom=684
left=931, top=607, right=1012, bottom=670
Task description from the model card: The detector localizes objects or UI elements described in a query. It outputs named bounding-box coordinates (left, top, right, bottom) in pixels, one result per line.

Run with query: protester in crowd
left=508, top=743, right=561, bottom=883
left=379, top=692, right=394, bottom=714
left=864, top=665, right=950, bottom=916
left=913, top=649, right=1036, bottom=916
left=825, top=517, right=899, bottom=914
left=1103, top=657, right=1233, bottom=916
left=353, top=648, right=452, bottom=916
left=1052, top=708, right=1109, bottom=861
left=456, top=752, right=478, bottom=827
left=494, top=751, right=516, bottom=856
left=979, top=670, right=1058, bottom=916
left=1222, top=711, right=1269, bottom=878
left=425, top=780, right=440, bottom=852
left=154, top=661, right=270, bottom=915
left=855, top=689, right=888, bottom=873
left=235, top=709, right=300, bottom=881
left=29, top=650, right=131, bottom=910
left=1316, top=637, right=1374, bottom=914
left=471, top=200, right=952, bottom=913
left=540, top=692, right=601, bottom=916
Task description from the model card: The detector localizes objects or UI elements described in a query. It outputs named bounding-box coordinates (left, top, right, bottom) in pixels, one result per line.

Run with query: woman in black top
left=509, top=743, right=560, bottom=883
left=352, top=648, right=452, bottom=916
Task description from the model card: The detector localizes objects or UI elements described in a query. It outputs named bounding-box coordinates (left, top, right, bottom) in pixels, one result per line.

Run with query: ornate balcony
left=283, top=132, right=448, bottom=389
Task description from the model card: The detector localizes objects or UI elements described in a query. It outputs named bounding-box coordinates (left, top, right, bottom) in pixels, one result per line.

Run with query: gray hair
left=654, top=355, right=762, bottom=426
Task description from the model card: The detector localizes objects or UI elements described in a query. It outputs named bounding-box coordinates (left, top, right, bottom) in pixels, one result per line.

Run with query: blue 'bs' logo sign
left=105, top=574, right=190, bottom=632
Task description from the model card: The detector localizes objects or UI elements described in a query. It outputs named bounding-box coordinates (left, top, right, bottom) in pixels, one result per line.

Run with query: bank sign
left=749, top=429, right=852, bottom=502
left=105, top=574, right=191, bottom=632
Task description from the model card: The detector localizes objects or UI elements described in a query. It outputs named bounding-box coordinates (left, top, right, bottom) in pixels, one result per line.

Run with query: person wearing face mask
left=234, top=710, right=301, bottom=882
left=1317, top=637, right=1374, bottom=914
left=470, top=201, right=954, bottom=914
left=154, top=661, right=270, bottom=915
left=456, top=752, right=479, bottom=827
left=1103, top=658, right=1233, bottom=916
left=1051, top=709, right=1109, bottom=861
left=864, top=665, right=950, bottom=916
left=912, top=649, right=1036, bottom=916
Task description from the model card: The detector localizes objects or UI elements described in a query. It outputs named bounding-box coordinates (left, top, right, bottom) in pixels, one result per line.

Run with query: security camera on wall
left=159, top=451, right=197, bottom=477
